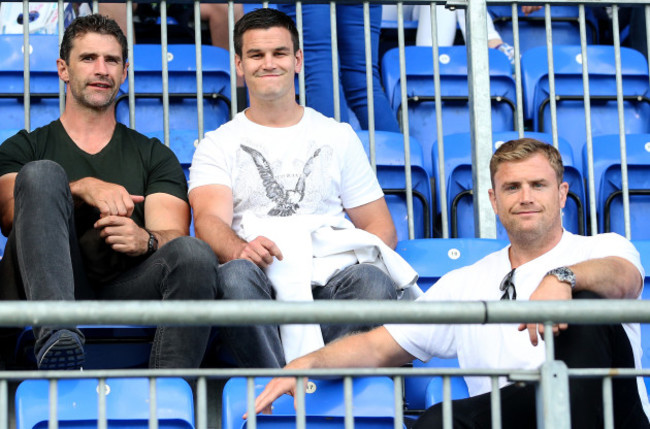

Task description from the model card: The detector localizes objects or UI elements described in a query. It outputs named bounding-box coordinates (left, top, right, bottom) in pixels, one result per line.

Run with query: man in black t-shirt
left=0, top=14, right=218, bottom=370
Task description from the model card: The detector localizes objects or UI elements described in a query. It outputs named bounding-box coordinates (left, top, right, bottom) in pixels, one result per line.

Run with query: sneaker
left=36, top=329, right=85, bottom=370
left=496, top=42, right=516, bottom=66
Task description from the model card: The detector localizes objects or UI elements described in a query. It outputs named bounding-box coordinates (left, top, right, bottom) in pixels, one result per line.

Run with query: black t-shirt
left=0, top=120, right=189, bottom=284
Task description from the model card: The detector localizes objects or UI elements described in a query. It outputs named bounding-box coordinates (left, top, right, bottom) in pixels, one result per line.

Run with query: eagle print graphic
left=241, top=144, right=322, bottom=216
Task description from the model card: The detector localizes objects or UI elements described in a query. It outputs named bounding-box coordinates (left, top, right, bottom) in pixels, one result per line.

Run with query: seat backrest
left=396, top=238, right=508, bottom=292
left=404, top=357, right=469, bottom=411
left=222, top=377, right=403, bottom=429
left=356, top=131, right=432, bottom=240
left=586, top=134, right=650, bottom=237
left=16, top=378, right=194, bottom=429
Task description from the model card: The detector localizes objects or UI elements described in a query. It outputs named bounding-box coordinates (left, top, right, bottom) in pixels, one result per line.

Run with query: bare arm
left=249, top=327, right=413, bottom=416
left=189, top=184, right=282, bottom=265
left=70, top=177, right=144, bottom=217
left=521, top=256, right=643, bottom=345
left=0, top=173, right=17, bottom=236
left=346, top=197, right=397, bottom=249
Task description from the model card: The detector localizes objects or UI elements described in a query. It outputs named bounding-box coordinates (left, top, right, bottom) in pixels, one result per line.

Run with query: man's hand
left=243, top=376, right=306, bottom=419
left=95, top=215, right=149, bottom=256
left=518, top=275, right=572, bottom=346
left=522, top=5, right=542, bottom=15
left=70, top=177, right=144, bottom=217
left=236, top=236, right=283, bottom=268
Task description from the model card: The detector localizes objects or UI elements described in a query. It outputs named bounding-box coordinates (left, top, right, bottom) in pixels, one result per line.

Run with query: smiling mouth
left=88, top=82, right=112, bottom=89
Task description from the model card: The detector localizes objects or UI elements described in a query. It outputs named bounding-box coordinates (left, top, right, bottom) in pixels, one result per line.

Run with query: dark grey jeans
left=216, top=258, right=397, bottom=368
left=0, top=160, right=218, bottom=368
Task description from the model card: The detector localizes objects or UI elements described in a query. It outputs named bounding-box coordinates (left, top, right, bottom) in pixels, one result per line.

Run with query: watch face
left=551, top=267, right=576, bottom=288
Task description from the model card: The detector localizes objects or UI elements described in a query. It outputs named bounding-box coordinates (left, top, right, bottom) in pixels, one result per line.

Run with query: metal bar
left=247, top=377, right=257, bottom=429
left=579, top=4, right=598, bottom=235
left=611, top=5, right=632, bottom=239
left=160, top=1, right=170, bottom=146
left=92, top=1, right=98, bottom=14
left=442, top=376, right=452, bottom=429
left=295, top=376, right=306, bottom=429
left=196, top=377, right=208, bottom=429
left=536, top=360, right=570, bottom=429
left=344, top=376, right=353, bottom=429
left=544, top=4, right=559, bottom=149
left=48, top=379, right=58, bottom=429
left=127, top=0, right=136, bottom=129
left=511, top=2, right=524, bottom=135
left=149, top=377, right=158, bottom=429
left=58, top=0, right=65, bottom=115
left=397, top=1, right=415, bottom=239
left=98, top=378, right=107, bottom=429
left=363, top=1, right=376, bottom=173
left=490, top=376, right=502, bottom=428
left=0, top=380, right=6, bottom=429
left=296, top=2, right=306, bottom=107
left=330, top=2, right=341, bottom=122
left=429, top=3, right=449, bottom=238
left=22, top=0, right=30, bottom=131
left=465, top=0, right=496, bottom=238
left=602, top=377, right=614, bottom=429
left=544, top=321, right=555, bottom=363
left=393, top=376, right=404, bottom=429
left=194, top=0, right=205, bottom=141
left=228, top=1, right=238, bottom=116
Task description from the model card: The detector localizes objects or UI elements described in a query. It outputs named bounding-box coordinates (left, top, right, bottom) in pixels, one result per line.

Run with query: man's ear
left=294, top=49, right=303, bottom=74
left=558, top=181, right=569, bottom=209
left=488, top=188, right=498, bottom=215
left=56, top=58, right=69, bottom=83
left=235, top=54, right=244, bottom=78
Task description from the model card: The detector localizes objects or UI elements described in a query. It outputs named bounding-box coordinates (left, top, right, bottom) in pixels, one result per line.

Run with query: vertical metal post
left=611, top=5, right=632, bottom=239
left=22, top=0, right=30, bottom=131
left=343, top=376, right=353, bottom=429
left=544, top=4, right=559, bottom=149
left=602, top=377, right=614, bottom=429
left=511, top=3, right=524, bottom=135
left=490, top=376, right=502, bottom=428
left=149, top=378, right=158, bottom=429
left=295, top=376, right=306, bottom=429
left=363, top=2, right=376, bottom=173
left=397, top=2, right=415, bottom=240
left=48, top=379, right=58, bottom=429
left=330, top=2, right=341, bottom=122
left=579, top=4, right=598, bottom=235
left=0, top=379, right=6, bottom=429
left=465, top=0, right=496, bottom=238
left=127, top=0, right=136, bottom=129
left=194, top=0, right=205, bottom=142
left=228, top=1, right=237, bottom=116
left=92, top=1, right=98, bottom=13
left=393, top=376, right=404, bottom=429
left=296, top=2, right=306, bottom=107
left=246, top=377, right=257, bottom=429
left=98, top=378, right=107, bottom=429
left=536, top=361, right=571, bottom=429
left=196, top=377, right=208, bottom=429
left=160, top=1, right=170, bottom=146
left=429, top=3, right=449, bottom=238
left=442, top=376, right=452, bottom=429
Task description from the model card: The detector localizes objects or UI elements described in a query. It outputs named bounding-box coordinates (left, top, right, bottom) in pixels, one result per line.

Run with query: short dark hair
left=490, top=138, right=565, bottom=187
left=234, top=8, right=300, bottom=57
left=60, top=14, right=128, bottom=66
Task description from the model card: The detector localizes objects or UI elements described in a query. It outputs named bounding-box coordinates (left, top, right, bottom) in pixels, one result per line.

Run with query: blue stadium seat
left=16, top=378, right=194, bottom=429
left=116, top=44, right=231, bottom=141
left=14, top=326, right=155, bottom=369
left=489, top=5, right=598, bottom=55
left=381, top=46, right=516, bottom=146
left=424, top=359, right=470, bottom=407
left=145, top=130, right=198, bottom=180
left=522, top=45, right=650, bottom=151
left=0, top=34, right=62, bottom=130
left=222, top=376, right=403, bottom=428
left=357, top=131, right=432, bottom=240
left=584, top=134, right=650, bottom=238
left=434, top=132, right=585, bottom=238
left=396, top=238, right=508, bottom=292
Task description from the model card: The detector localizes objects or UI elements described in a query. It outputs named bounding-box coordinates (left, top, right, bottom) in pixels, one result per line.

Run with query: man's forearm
left=571, top=257, right=643, bottom=299
left=194, top=214, right=247, bottom=263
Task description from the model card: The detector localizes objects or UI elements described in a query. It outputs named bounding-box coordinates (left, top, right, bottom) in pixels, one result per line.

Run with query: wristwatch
left=145, top=229, right=159, bottom=255
left=545, top=266, right=576, bottom=289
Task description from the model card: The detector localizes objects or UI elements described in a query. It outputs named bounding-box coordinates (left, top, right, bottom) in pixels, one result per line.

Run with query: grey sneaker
left=36, top=329, right=85, bottom=370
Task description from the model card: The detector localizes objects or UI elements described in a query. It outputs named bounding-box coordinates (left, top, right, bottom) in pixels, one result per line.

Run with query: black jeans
left=414, top=291, right=649, bottom=429
left=0, top=160, right=219, bottom=368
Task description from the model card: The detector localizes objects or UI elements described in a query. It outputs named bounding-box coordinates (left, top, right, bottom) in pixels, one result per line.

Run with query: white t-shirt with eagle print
left=188, top=107, right=384, bottom=235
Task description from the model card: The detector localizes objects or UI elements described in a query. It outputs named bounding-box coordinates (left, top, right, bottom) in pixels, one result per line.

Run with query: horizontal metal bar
left=2, top=300, right=650, bottom=326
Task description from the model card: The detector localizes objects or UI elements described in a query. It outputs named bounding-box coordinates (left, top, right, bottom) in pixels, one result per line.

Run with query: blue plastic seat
left=0, top=34, right=62, bottom=130
left=16, top=378, right=194, bottom=429
left=522, top=45, right=650, bottom=152
left=222, top=376, right=404, bottom=428
left=357, top=131, right=432, bottom=240
left=381, top=46, right=516, bottom=146
left=424, top=359, right=470, bottom=407
left=584, top=134, right=650, bottom=239
left=116, top=44, right=231, bottom=141
left=489, top=5, right=598, bottom=55
left=434, top=131, right=585, bottom=238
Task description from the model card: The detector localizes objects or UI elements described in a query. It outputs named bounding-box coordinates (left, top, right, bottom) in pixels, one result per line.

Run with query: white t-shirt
left=386, top=231, right=649, bottom=416
left=189, top=107, right=383, bottom=235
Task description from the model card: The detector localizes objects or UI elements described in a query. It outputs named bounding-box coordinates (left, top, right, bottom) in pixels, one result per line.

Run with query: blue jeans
left=0, top=160, right=218, bottom=368
left=216, top=259, right=397, bottom=368
left=279, top=4, right=400, bottom=132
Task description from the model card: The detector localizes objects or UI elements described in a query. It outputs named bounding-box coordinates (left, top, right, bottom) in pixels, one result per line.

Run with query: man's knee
left=160, top=236, right=219, bottom=298
left=217, top=259, right=272, bottom=300
left=15, top=160, right=68, bottom=196
left=342, top=263, right=397, bottom=300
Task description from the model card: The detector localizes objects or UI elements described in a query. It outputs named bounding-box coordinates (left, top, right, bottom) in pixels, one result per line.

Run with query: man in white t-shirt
left=188, top=8, right=398, bottom=368
left=250, top=138, right=650, bottom=428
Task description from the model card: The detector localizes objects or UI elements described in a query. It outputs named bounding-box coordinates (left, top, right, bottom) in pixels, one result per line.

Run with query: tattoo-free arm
left=346, top=197, right=397, bottom=249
